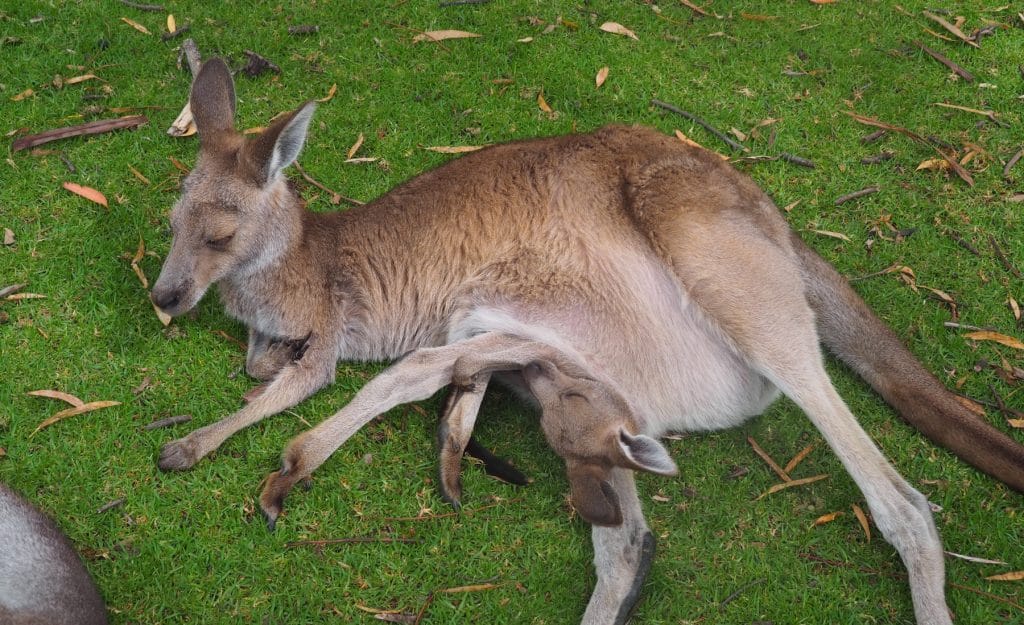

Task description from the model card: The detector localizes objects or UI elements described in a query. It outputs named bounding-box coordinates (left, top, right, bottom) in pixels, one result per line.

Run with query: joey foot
left=158, top=436, right=202, bottom=471
left=259, top=444, right=311, bottom=530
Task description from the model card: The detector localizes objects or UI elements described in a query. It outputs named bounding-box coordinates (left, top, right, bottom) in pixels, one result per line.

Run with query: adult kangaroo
left=152, top=58, right=1024, bottom=625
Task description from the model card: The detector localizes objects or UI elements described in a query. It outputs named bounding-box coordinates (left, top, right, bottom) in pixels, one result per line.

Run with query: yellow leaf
left=808, top=229, right=851, bottom=242
left=412, top=30, right=481, bottom=43
left=131, top=237, right=148, bottom=289
left=852, top=504, right=871, bottom=542
left=1008, top=297, right=1020, bottom=322
left=346, top=133, right=365, bottom=161
left=811, top=511, right=842, bottom=527
left=517, top=37, right=534, bottom=43
left=31, top=401, right=121, bottom=437
left=537, top=91, right=552, bottom=113
left=121, top=17, right=152, bottom=35
left=317, top=83, right=338, bottom=103
left=1007, top=419, right=1024, bottom=429
left=65, top=74, right=98, bottom=85
left=27, top=389, right=85, bottom=408
left=595, top=66, right=609, bottom=88
left=424, top=145, right=486, bottom=154
left=916, top=158, right=950, bottom=171
left=964, top=331, right=1024, bottom=350
left=63, top=182, right=108, bottom=207
left=167, top=14, right=176, bottom=33
left=599, top=22, right=638, bottom=40
left=984, top=570, right=1024, bottom=582
left=757, top=474, right=829, bottom=499
left=11, top=88, right=34, bottom=102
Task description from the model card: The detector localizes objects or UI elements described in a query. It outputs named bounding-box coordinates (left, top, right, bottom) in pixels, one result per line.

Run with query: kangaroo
left=0, top=483, right=108, bottom=625
left=152, top=58, right=1024, bottom=625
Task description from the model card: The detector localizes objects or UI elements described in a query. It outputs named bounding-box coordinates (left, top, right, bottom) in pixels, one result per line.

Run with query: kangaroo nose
left=151, top=288, right=181, bottom=312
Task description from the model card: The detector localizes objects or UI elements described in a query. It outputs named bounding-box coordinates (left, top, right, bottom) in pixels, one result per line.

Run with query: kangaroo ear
left=242, top=101, right=316, bottom=185
left=567, top=464, right=622, bottom=527
left=190, top=58, right=237, bottom=142
left=617, top=428, right=678, bottom=476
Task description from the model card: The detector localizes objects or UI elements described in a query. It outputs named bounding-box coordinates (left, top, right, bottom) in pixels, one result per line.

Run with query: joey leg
left=159, top=341, right=333, bottom=471
left=581, top=468, right=654, bottom=625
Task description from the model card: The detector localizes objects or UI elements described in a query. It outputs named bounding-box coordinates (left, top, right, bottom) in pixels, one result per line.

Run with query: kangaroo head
left=151, top=58, right=316, bottom=316
left=523, top=361, right=678, bottom=527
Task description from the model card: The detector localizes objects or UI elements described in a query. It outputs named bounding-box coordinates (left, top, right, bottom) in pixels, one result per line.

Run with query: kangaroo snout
left=150, top=286, right=183, bottom=313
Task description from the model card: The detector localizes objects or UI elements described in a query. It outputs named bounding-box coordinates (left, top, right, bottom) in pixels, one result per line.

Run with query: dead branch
left=946, top=230, right=980, bottom=256
left=288, top=25, right=319, bottom=35
left=834, top=186, right=879, bottom=206
left=143, top=414, right=193, bottom=430
left=12, top=116, right=148, bottom=152
left=1004, top=147, right=1023, bottom=179
left=861, top=152, right=893, bottom=164
left=650, top=99, right=746, bottom=152
left=989, top=235, right=1022, bottom=278
left=861, top=129, right=887, bottom=144
left=779, top=152, right=815, bottom=168
left=161, top=24, right=191, bottom=41
left=912, top=40, right=975, bottom=82
left=119, top=0, right=164, bottom=11
left=97, top=498, right=125, bottom=514
left=285, top=536, right=420, bottom=548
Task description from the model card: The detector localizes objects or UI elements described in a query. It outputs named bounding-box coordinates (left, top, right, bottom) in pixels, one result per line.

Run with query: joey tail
left=791, top=232, right=1024, bottom=493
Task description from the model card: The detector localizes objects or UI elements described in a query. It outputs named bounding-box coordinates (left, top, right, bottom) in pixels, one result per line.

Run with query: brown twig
left=97, top=498, right=125, bottom=514
left=779, top=152, right=815, bottom=168
left=650, top=99, right=746, bottom=152
left=143, top=414, right=193, bottom=430
left=1004, top=147, right=1024, bottom=179
left=413, top=592, right=435, bottom=625
left=287, top=25, right=319, bottom=35
left=0, top=284, right=25, bottom=299
left=989, top=235, right=1022, bottom=278
left=861, top=152, right=893, bottom=164
left=946, top=230, right=980, bottom=256
left=719, top=578, right=766, bottom=611
left=119, top=0, right=164, bottom=10
left=834, top=186, right=879, bottom=206
left=861, top=129, right=887, bottom=144
left=747, top=437, right=791, bottom=482
left=293, top=161, right=364, bottom=206
left=912, top=40, right=975, bottom=82
left=212, top=329, right=247, bottom=351
left=286, top=536, right=420, bottom=548
left=161, top=24, right=191, bottom=41
left=12, top=116, right=148, bottom=152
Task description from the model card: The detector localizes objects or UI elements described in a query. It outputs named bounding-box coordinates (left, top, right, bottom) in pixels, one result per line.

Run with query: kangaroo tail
left=790, top=232, right=1024, bottom=493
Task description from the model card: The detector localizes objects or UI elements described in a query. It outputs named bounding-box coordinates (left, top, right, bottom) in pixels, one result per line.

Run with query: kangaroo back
left=790, top=233, right=1024, bottom=492
left=0, top=483, right=108, bottom=625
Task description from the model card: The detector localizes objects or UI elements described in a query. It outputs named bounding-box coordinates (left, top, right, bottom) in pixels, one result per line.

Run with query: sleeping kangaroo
left=0, top=483, right=108, bottom=625
left=151, top=58, right=1024, bottom=625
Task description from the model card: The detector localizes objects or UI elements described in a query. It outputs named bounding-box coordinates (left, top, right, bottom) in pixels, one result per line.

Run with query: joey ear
left=190, top=58, right=237, bottom=142
left=242, top=101, right=316, bottom=185
left=567, top=464, right=622, bottom=527
left=617, top=428, right=678, bottom=477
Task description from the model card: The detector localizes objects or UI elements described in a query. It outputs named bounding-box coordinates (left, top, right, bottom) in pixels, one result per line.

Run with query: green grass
left=1, top=1, right=1022, bottom=623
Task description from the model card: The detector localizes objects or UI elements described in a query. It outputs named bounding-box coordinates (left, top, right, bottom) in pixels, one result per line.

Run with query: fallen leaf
left=1009, top=419, right=1024, bottom=428
left=923, top=11, right=979, bottom=48
left=346, top=133, right=365, bottom=160
left=131, top=237, right=148, bottom=289
left=31, top=400, right=121, bottom=437
left=916, top=158, right=950, bottom=171
left=1009, top=297, right=1020, bottom=322
left=985, top=571, right=1024, bottom=582
left=3, top=228, right=13, bottom=245
left=651, top=494, right=670, bottom=502
left=954, top=395, right=987, bottom=417
left=167, top=14, right=176, bottom=33
left=424, top=145, right=486, bottom=154
left=595, top=66, right=609, bottom=88
left=758, top=474, right=829, bottom=499
left=0, top=447, right=5, bottom=458
left=5, top=293, right=46, bottom=301
left=412, top=30, right=481, bottom=43
left=152, top=300, right=172, bottom=326
left=121, top=17, right=152, bottom=35
left=811, top=511, right=842, bottom=527
left=344, top=157, right=378, bottom=164
left=63, top=181, right=108, bottom=207
left=964, top=331, right=1024, bottom=350
left=11, top=88, right=34, bottom=101
left=516, top=37, right=534, bottom=43
left=944, top=551, right=1008, bottom=565
left=808, top=229, right=851, bottom=242
left=167, top=104, right=196, bottom=138
left=672, top=130, right=729, bottom=160
left=65, top=74, right=98, bottom=85
left=599, top=22, right=638, bottom=40
left=680, top=0, right=711, bottom=16
left=128, top=165, right=151, bottom=185
left=317, top=83, right=338, bottom=103
left=537, top=91, right=552, bottom=113
left=783, top=444, right=815, bottom=474
left=27, top=389, right=85, bottom=408
left=852, top=503, right=871, bottom=542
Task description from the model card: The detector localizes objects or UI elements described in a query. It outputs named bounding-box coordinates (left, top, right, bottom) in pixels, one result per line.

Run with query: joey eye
left=205, top=234, right=234, bottom=250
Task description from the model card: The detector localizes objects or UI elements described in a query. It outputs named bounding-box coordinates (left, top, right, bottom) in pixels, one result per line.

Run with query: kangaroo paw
left=158, top=436, right=202, bottom=471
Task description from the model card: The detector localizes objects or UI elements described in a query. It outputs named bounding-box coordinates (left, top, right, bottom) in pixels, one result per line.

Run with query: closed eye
left=205, top=234, right=234, bottom=250
left=561, top=391, right=590, bottom=403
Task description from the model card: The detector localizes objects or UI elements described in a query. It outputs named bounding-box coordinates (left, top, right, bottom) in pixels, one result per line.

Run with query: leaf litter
left=28, top=391, right=120, bottom=437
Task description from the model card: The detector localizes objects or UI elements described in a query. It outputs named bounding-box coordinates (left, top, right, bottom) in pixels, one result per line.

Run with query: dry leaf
left=916, top=158, right=950, bottom=171
left=595, top=66, right=609, bottom=88
left=808, top=229, right=851, bottom=242
left=852, top=503, right=871, bottom=542
left=11, top=88, right=34, bottom=102
left=317, top=83, right=338, bottom=103
left=537, top=91, right=552, bottom=113
left=599, top=22, right=638, bottom=40
left=167, top=14, right=176, bottom=33
left=954, top=395, right=987, bottom=417
left=1008, top=297, right=1020, bottom=322
left=783, top=444, right=815, bottom=474
left=944, top=551, right=1008, bottom=565
left=345, top=157, right=378, bottom=164
left=810, top=0, right=838, bottom=3
left=424, top=145, right=486, bottom=154
left=439, top=583, right=500, bottom=593
left=757, top=474, right=829, bottom=499
left=5, top=293, right=46, bottom=301
left=152, top=300, right=172, bottom=326
left=63, top=182, right=108, bottom=207
left=346, top=133, right=365, bottom=160
left=131, top=237, right=148, bottom=289
left=740, top=12, right=779, bottom=20
left=128, top=165, right=151, bottom=185
left=964, top=331, right=1024, bottom=350
left=27, top=389, right=85, bottom=408
left=65, top=74, right=98, bottom=85
left=985, top=570, right=1024, bottom=582
left=651, top=494, right=670, bottom=502
left=517, top=37, right=533, bottom=43
left=673, top=130, right=728, bottom=160
left=3, top=228, right=13, bottom=245
left=412, top=30, right=481, bottom=43
left=0, top=447, right=5, bottom=458
left=922, top=11, right=979, bottom=48
left=121, top=17, right=152, bottom=35
left=1008, top=419, right=1024, bottom=428
left=31, top=400, right=121, bottom=437
left=812, top=511, right=842, bottom=527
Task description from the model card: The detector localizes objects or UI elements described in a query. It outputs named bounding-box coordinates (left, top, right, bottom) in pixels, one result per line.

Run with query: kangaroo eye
left=205, top=234, right=233, bottom=250
left=561, top=391, right=589, bottom=403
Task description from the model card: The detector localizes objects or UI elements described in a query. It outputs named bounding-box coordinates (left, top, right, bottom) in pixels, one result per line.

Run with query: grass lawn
left=2, top=1, right=1023, bottom=623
